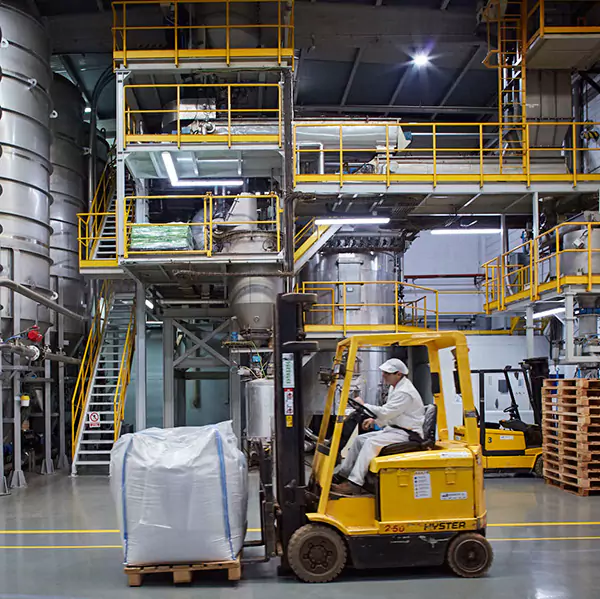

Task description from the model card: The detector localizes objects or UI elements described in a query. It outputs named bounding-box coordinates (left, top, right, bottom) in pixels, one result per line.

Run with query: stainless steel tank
left=0, top=3, right=52, bottom=335
left=561, top=228, right=600, bottom=276
left=302, top=252, right=396, bottom=417
left=50, top=74, right=86, bottom=336
left=246, top=377, right=274, bottom=439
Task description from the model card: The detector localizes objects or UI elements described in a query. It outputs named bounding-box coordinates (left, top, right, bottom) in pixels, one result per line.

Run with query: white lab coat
left=337, top=376, right=425, bottom=486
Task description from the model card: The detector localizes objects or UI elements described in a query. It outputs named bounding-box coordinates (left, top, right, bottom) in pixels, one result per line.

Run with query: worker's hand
left=362, top=418, right=375, bottom=431
left=353, top=397, right=364, bottom=405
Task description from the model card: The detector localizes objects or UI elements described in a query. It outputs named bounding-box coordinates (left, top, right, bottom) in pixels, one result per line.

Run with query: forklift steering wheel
left=347, top=397, right=378, bottom=419
left=503, top=406, right=518, bottom=414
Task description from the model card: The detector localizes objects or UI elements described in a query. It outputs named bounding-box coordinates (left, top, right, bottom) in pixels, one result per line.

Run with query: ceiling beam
left=430, top=46, right=482, bottom=120
left=339, top=47, right=363, bottom=108
left=297, top=104, right=497, bottom=115
left=385, top=68, right=411, bottom=116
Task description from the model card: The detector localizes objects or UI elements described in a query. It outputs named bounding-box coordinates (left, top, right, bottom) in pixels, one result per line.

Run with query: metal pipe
left=44, top=353, right=82, bottom=366
left=565, top=290, right=576, bottom=362
left=296, top=104, right=497, bottom=115
left=0, top=279, right=86, bottom=322
left=532, top=191, right=540, bottom=238
left=88, top=66, right=113, bottom=205
left=526, top=306, right=535, bottom=358
left=0, top=344, right=39, bottom=359
left=173, top=270, right=294, bottom=279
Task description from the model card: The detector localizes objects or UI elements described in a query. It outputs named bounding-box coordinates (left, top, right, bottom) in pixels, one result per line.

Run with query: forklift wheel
left=533, top=455, right=544, bottom=478
left=446, top=532, right=493, bottom=578
left=287, top=524, right=347, bottom=583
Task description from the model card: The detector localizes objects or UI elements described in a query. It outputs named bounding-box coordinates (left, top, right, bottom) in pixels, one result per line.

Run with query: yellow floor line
left=489, top=522, right=600, bottom=528
left=0, top=529, right=120, bottom=535
left=0, top=545, right=122, bottom=549
left=490, top=536, right=600, bottom=542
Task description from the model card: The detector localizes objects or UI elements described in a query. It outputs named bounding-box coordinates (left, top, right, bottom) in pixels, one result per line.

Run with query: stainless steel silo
left=50, top=74, right=86, bottom=336
left=0, top=2, right=52, bottom=336
left=302, top=252, right=396, bottom=418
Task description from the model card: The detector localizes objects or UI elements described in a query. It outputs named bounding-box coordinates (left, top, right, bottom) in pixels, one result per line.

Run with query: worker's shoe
left=330, top=480, right=367, bottom=496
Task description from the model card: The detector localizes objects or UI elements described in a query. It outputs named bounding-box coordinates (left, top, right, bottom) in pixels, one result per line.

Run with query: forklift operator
left=332, top=358, right=425, bottom=495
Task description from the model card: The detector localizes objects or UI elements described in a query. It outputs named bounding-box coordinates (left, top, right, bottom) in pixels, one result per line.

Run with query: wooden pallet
left=545, top=477, right=600, bottom=497
left=124, top=557, right=242, bottom=587
left=542, top=378, right=600, bottom=495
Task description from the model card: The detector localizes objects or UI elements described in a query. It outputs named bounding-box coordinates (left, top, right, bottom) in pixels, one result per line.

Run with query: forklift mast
left=273, top=293, right=318, bottom=558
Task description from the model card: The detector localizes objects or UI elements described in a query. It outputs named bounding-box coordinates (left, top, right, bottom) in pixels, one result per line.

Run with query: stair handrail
left=113, top=306, right=136, bottom=441
left=71, top=280, right=114, bottom=461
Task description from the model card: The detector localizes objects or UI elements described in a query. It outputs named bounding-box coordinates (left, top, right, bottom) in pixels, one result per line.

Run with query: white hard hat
left=379, top=358, right=408, bottom=375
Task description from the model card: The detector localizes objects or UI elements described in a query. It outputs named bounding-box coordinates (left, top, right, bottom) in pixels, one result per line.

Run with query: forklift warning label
left=440, top=492, right=468, bottom=501
left=500, top=435, right=514, bottom=440
left=413, top=471, right=432, bottom=499
left=282, top=353, right=295, bottom=388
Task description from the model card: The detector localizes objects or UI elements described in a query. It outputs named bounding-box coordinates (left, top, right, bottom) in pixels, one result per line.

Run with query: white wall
left=439, top=335, right=549, bottom=435
left=403, top=231, right=485, bottom=315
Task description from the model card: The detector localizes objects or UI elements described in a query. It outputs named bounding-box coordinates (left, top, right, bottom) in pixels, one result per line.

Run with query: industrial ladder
left=484, top=0, right=527, bottom=173
left=71, top=292, right=135, bottom=475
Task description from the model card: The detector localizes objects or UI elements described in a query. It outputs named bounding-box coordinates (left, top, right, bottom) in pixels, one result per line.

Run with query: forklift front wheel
left=446, top=532, right=493, bottom=578
left=287, top=524, right=347, bottom=583
left=533, top=455, right=544, bottom=478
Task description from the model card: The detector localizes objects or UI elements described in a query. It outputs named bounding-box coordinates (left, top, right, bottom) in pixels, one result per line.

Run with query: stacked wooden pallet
left=542, top=378, right=600, bottom=496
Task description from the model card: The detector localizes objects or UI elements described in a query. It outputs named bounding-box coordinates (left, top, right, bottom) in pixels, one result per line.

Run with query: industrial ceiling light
left=412, top=53, right=430, bottom=67
left=430, top=228, right=502, bottom=235
left=532, top=307, right=565, bottom=320
left=314, top=217, right=390, bottom=226
left=84, top=106, right=92, bottom=114
left=161, top=152, right=243, bottom=187
left=145, top=299, right=154, bottom=310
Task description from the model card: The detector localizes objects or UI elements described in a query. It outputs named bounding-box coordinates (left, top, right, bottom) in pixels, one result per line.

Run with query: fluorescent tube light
left=161, top=152, right=243, bottom=187
left=314, top=217, right=390, bottom=226
left=430, top=228, right=502, bottom=235
left=145, top=299, right=154, bottom=310
left=532, top=307, right=565, bottom=320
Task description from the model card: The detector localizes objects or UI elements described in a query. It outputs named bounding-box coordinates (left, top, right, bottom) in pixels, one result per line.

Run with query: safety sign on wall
left=89, top=411, right=101, bottom=428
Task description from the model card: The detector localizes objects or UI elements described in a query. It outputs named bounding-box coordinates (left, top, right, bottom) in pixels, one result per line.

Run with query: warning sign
left=89, top=411, right=101, bottom=428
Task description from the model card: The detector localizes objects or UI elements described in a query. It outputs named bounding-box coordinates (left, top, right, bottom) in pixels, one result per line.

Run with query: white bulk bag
left=110, top=421, right=247, bottom=565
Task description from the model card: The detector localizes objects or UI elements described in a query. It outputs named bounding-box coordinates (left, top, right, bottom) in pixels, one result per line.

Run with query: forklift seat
left=378, top=404, right=437, bottom=457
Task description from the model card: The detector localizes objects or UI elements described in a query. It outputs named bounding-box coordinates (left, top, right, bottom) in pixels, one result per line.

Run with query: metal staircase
left=93, top=195, right=118, bottom=263
left=294, top=220, right=341, bottom=273
left=71, top=285, right=136, bottom=475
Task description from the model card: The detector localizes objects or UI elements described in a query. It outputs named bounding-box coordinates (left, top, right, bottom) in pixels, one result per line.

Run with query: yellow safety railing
left=113, top=307, right=136, bottom=441
left=293, top=121, right=600, bottom=187
left=78, top=160, right=116, bottom=266
left=112, top=0, right=294, bottom=68
left=71, top=281, right=114, bottom=461
left=124, top=193, right=282, bottom=258
left=293, top=218, right=333, bottom=263
left=300, top=280, right=441, bottom=335
left=124, top=82, right=282, bottom=147
left=78, top=198, right=136, bottom=268
left=483, top=221, right=600, bottom=312
left=526, top=0, right=600, bottom=51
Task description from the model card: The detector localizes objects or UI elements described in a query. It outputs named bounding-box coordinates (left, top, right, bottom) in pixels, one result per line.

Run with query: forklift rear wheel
left=446, top=532, right=493, bottom=578
left=287, top=524, right=347, bottom=583
left=533, top=455, right=544, bottom=478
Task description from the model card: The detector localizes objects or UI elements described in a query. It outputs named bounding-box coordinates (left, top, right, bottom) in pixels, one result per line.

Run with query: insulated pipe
left=44, top=352, right=81, bottom=365
left=88, top=66, right=113, bottom=205
left=173, top=269, right=294, bottom=279
left=0, top=279, right=86, bottom=322
left=0, top=344, right=39, bottom=359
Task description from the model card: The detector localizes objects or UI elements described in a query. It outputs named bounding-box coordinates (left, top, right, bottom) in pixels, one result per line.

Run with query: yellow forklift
left=454, top=361, right=547, bottom=476
left=256, top=293, right=493, bottom=583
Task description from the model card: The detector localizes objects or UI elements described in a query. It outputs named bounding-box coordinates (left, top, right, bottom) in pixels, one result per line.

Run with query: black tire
left=446, top=532, right=493, bottom=578
left=287, top=524, right=347, bottom=583
left=533, top=455, right=544, bottom=478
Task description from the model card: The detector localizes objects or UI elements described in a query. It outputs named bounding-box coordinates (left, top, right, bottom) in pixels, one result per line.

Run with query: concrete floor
left=0, top=474, right=599, bottom=598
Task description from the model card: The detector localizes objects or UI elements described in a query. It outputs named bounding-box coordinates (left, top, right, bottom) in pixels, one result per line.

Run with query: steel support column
left=9, top=251, right=26, bottom=488
left=56, top=279, right=69, bottom=470
left=163, top=318, right=175, bottom=428
left=500, top=213, right=509, bottom=255
left=40, top=332, right=55, bottom=475
left=526, top=305, right=535, bottom=358
left=532, top=191, right=540, bottom=239
left=564, top=289, right=576, bottom=362
left=0, top=357, right=8, bottom=495
left=282, top=70, right=295, bottom=290
left=116, top=70, right=128, bottom=259
left=135, top=282, right=147, bottom=431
